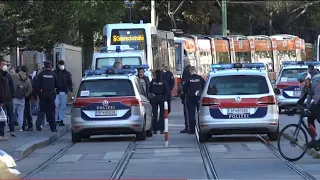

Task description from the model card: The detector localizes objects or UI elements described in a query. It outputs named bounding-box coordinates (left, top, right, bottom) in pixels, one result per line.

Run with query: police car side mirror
left=274, top=88, right=281, bottom=95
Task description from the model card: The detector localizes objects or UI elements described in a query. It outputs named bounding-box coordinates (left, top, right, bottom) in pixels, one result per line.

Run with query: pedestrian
left=32, top=63, right=42, bottom=80
left=11, top=65, right=33, bottom=131
left=180, top=64, right=191, bottom=133
left=162, top=64, right=175, bottom=114
left=54, top=60, right=72, bottom=126
left=0, top=59, right=14, bottom=140
left=183, top=66, right=205, bottom=134
left=149, top=70, right=170, bottom=134
left=22, top=66, right=34, bottom=131
left=2, top=62, right=16, bottom=136
left=113, top=61, right=121, bottom=69
left=137, top=68, right=150, bottom=96
left=35, top=61, right=58, bottom=132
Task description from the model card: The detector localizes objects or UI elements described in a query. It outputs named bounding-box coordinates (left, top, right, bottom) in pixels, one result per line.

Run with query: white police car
left=274, top=61, right=320, bottom=112
left=71, top=65, right=153, bottom=142
left=198, top=63, right=279, bottom=142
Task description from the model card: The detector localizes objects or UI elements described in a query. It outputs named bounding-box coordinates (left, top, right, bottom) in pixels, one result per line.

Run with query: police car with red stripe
left=71, top=65, right=153, bottom=142
left=197, top=63, right=279, bottom=142
left=275, top=61, right=320, bottom=112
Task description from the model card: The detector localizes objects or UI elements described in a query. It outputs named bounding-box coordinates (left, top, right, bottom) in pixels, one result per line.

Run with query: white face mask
left=59, top=65, right=65, bottom=70
left=2, top=65, right=8, bottom=71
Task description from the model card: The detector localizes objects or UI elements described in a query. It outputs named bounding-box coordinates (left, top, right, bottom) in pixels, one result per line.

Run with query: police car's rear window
left=77, top=79, right=135, bottom=97
left=207, top=75, right=269, bottom=95
left=280, top=68, right=307, bottom=82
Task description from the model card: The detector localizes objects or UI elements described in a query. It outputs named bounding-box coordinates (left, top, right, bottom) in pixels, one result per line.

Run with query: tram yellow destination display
left=113, top=35, right=144, bottom=42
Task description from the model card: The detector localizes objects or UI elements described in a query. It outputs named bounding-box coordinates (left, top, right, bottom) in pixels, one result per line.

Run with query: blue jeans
left=13, top=98, right=25, bottom=129
left=55, top=92, right=67, bottom=122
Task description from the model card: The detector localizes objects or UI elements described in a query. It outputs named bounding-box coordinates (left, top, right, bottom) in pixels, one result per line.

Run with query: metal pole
left=222, top=0, right=227, bottom=36
left=129, top=8, right=132, bottom=22
left=151, top=0, right=156, bottom=26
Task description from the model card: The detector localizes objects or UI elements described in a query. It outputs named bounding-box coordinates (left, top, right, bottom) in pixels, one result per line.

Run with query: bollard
left=164, top=101, right=169, bottom=147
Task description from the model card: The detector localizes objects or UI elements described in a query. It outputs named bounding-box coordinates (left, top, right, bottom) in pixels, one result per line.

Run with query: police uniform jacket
left=182, top=74, right=205, bottom=98
left=149, top=80, right=170, bottom=99
left=36, top=69, right=58, bottom=95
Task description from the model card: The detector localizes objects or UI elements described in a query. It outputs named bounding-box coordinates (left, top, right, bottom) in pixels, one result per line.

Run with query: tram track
left=22, top=137, right=137, bottom=180
left=23, top=143, right=74, bottom=180
left=195, top=126, right=219, bottom=180
left=110, top=138, right=137, bottom=180
left=256, top=134, right=316, bottom=180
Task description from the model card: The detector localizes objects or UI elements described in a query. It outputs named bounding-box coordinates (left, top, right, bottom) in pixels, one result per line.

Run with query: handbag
left=31, top=100, right=39, bottom=115
left=0, top=107, right=7, bottom=122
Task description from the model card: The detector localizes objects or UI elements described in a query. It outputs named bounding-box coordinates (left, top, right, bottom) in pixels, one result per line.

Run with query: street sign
left=124, top=0, right=135, bottom=8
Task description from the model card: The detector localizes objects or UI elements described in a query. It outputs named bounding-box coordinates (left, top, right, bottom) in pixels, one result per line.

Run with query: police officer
left=35, top=61, right=58, bottom=132
left=162, top=64, right=175, bottom=114
left=180, top=64, right=191, bottom=133
left=183, top=66, right=205, bottom=134
left=149, top=70, right=170, bottom=134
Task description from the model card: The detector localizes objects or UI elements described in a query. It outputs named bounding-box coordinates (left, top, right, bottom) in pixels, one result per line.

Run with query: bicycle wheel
left=277, top=124, right=308, bottom=161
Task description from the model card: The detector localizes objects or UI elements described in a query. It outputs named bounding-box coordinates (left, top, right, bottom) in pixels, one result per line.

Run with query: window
left=207, top=75, right=269, bottom=95
left=96, top=57, right=141, bottom=69
left=111, top=29, right=147, bottom=52
left=77, top=79, right=135, bottom=97
left=175, top=43, right=182, bottom=72
left=280, top=68, right=307, bottom=82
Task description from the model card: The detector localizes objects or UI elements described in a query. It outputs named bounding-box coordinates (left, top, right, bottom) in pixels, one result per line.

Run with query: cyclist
left=297, top=72, right=320, bottom=147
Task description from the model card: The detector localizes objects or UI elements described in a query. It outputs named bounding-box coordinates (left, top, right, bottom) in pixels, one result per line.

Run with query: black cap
left=43, top=61, right=52, bottom=68
left=57, top=60, right=65, bottom=65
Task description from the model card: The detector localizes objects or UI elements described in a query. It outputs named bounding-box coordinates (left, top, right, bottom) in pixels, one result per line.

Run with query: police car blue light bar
left=84, top=69, right=106, bottom=76
left=211, top=63, right=264, bottom=70
left=123, top=64, right=149, bottom=69
left=282, top=61, right=320, bottom=66
left=115, top=69, right=136, bottom=74
left=242, top=63, right=265, bottom=68
left=211, top=63, right=234, bottom=70
left=304, top=61, right=320, bottom=66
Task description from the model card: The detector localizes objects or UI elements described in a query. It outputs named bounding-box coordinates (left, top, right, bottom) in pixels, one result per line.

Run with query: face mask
left=59, top=65, right=65, bottom=70
left=2, top=65, right=8, bottom=71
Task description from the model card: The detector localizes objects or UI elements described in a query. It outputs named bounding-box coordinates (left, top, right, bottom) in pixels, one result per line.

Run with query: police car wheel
left=198, top=131, right=210, bottom=142
left=136, top=124, right=147, bottom=141
left=267, top=125, right=280, bottom=141
left=71, top=132, right=82, bottom=143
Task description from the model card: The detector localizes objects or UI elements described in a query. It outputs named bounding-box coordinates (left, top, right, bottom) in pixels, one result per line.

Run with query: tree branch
left=290, top=1, right=320, bottom=14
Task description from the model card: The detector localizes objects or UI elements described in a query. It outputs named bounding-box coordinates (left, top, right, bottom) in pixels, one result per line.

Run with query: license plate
left=95, top=110, right=117, bottom=116
left=228, top=108, right=250, bottom=114
left=293, top=91, right=301, bottom=97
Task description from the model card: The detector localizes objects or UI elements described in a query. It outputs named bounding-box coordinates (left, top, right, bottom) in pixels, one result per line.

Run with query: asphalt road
left=17, top=99, right=320, bottom=179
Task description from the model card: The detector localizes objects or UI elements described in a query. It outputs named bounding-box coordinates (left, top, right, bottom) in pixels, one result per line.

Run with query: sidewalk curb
left=282, top=132, right=320, bottom=159
left=12, top=125, right=70, bottom=161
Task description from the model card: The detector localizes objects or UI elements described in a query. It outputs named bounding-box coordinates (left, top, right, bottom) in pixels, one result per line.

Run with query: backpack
left=14, top=74, right=27, bottom=99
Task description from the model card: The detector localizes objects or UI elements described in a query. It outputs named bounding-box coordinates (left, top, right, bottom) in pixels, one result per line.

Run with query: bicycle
left=277, top=105, right=320, bottom=161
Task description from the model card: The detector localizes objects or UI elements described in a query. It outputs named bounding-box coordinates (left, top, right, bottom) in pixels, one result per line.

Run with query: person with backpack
left=11, top=65, right=32, bottom=131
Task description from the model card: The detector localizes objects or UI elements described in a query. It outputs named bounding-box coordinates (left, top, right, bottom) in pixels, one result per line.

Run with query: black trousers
left=36, top=94, right=56, bottom=130
left=151, top=97, right=165, bottom=131
left=23, top=97, right=33, bottom=129
left=186, top=97, right=200, bottom=132
left=182, top=96, right=189, bottom=130
left=3, top=100, right=14, bottom=132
